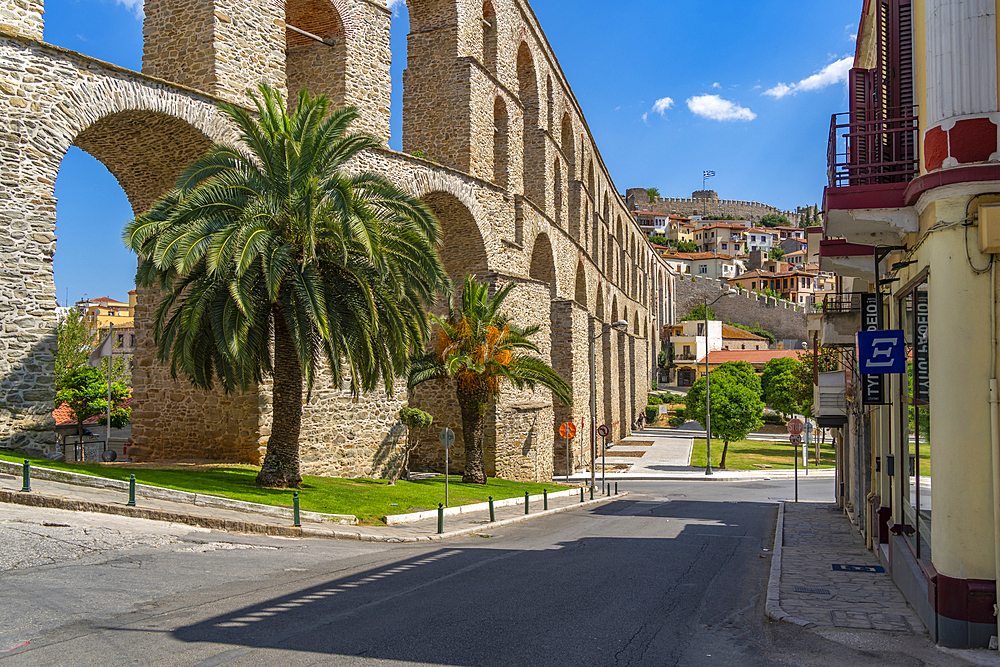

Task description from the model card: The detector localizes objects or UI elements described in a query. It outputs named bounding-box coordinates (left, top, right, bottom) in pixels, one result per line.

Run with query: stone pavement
left=768, top=501, right=926, bottom=634
left=0, top=469, right=621, bottom=543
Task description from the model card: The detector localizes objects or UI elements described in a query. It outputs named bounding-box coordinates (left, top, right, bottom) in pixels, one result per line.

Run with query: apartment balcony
left=807, top=292, right=862, bottom=347
left=813, top=370, right=848, bottom=428
left=819, top=239, right=875, bottom=280
left=824, top=107, right=920, bottom=246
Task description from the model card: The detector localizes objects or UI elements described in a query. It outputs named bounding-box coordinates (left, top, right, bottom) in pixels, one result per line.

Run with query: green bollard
left=489, top=496, right=495, bottom=522
left=20, top=460, right=30, bottom=493
left=437, top=503, right=444, bottom=534
left=590, top=485, right=594, bottom=500
left=127, top=474, right=136, bottom=506
left=615, top=482, right=618, bottom=495
left=293, top=491, right=301, bottom=527
left=606, top=483, right=610, bottom=496
left=524, top=491, right=529, bottom=514
left=543, top=489, right=548, bottom=511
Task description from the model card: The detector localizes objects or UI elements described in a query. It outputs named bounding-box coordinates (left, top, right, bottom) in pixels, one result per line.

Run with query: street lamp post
left=704, top=289, right=737, bottom=475
left=590, top=318, right=628, bottom=489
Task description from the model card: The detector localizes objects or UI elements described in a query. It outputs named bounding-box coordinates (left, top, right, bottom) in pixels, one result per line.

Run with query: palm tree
left=408, top=275, right=572, bottom=484
left=124, top=83, right=449, bottom=488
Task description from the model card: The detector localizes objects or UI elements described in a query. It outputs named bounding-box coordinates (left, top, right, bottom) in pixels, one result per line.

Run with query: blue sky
left=45, top=0, right=862, bottom=305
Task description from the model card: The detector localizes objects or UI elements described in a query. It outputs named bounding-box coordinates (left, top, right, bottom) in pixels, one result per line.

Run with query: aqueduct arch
left=0, top=0, right=675, bottom=479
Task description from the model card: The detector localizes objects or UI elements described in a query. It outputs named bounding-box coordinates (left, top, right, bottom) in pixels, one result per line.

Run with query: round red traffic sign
left=786, top=418, right=804, bottom=435
left=559, top=422, right=577, bottom=439
left=789, top=434, right=802, bottom=445
left=597, top=424, right=609, bottom=438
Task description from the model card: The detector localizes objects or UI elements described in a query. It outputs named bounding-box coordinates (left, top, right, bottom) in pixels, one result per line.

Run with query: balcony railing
left=820, top=292, right=864, bottom=314
left=827, top=106, right=919, bottom=188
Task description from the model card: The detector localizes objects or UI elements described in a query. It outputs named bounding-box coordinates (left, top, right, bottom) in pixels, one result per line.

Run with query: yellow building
left=818, top=0, right=1000, bottom=647
left=76, top=291, right=136, bottom=329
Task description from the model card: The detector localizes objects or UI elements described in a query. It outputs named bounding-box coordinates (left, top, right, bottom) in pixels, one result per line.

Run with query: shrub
left=762, top=413, right=785, bottom=425
left=647, top=395, right=662, bottom=406
left=669, top=414, right=687, bottom=428
left=645, top=406, right=659, bottom=424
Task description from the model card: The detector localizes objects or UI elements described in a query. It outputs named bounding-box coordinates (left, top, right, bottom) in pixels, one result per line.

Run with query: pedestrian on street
left=636, top=411, right=645, bottom=431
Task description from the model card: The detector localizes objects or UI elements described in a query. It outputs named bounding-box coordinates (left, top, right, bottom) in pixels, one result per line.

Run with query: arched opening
left=587, top=160, right=595, bottom=197
left=560, top=112, right=575, bottom=179
left=482, top=1, right=498, bottom=76
left=618, top=303, right=629, bottom=439
left=546, top=75, right=554, bottom=132
left=602, top=193, right=609, bottom=224
left=574, top=261, right=587, bottom=307
left=285, top=0, right=347, bottom=108
left=595, top=284, right=605, bottom=322
left=553, top=159, right=563, bottom=226
left=528, top=232, right=556, bottom=293
left=421, top=192, right=489, bottom=285
left=517, top=42, right=544, bottom=205
left=493, top=96, right=509, bottom=188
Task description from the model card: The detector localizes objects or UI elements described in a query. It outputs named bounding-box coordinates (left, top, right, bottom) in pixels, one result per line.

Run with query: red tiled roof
left=721, top=324, right=766, bottom=340
left=699, top=349, right=800, bottom=365
left=53, top=396, right=133, bottom=426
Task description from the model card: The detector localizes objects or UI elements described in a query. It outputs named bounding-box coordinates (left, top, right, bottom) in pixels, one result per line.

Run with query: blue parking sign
left=857, top=330, right=906, bottom=374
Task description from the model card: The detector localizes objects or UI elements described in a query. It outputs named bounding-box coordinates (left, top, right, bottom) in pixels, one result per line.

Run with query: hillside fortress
left=0, top=0, right=675, bottom=480
left=626, top=188, right=812, bottom=226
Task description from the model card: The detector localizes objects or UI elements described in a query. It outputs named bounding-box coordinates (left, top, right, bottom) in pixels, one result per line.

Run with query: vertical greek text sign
left=914, top=290, right=929, bottom=403
left=861, top=293, right=886, bottom=405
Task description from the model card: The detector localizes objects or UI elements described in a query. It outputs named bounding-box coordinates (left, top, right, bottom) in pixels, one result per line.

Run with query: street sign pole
left=439, top=428, right=455, bottom=507
left=565, top=432, right=570, bottom=482
left=445, top=444, right=449, bottom=506
left=789, top=433, right=802, bottom=502
left=804, top=421, right=812, bottom=476
left=602, top=435, right=606, bottom=487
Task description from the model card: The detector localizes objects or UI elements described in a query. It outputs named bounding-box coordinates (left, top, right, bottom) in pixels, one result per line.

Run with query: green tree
left=648, top=235, right=670, bottom=247
left=680, top=304, right=715, bottom=321
left=56, top=366, right=130, bottom=444
left=765, top=370, right=800, bottom=418
left=645, top=187, right=660, bottom=202
left=684, top=370, right=764, bottom=468
left=761, top=357, right=800, bottom=404
left=408, top=275, right=572, bottom=484
left=391, top=407, right=433, bottom=485
left=55, top=310, right=96, bottom=386
left=769, top=246, right=786, bottom=261
left=676, top=240, right=698, bottom=253
left=124, top=84, right=449, bottom=488
left=714, top=360, right=761, bottom=394
left=760, top=213, right=790, bottom=228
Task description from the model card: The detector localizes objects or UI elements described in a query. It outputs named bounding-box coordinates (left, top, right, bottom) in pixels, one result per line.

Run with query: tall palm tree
left=408, top=275, right=572, bottom=484
left=124, top=83, right=449, bottom=488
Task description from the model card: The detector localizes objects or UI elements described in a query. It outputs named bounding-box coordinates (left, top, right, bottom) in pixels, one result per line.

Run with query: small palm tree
left=124, top=83, right=449, bottom=488
left=408, top=275, right=572, bottom=484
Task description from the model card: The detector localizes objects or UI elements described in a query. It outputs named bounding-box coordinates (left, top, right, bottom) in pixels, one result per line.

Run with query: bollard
left=615, top=482, right=618, bottom=495
left=524, top=491, right=529, bottom=514
left=543, top=489, right=548, bottom=511
left=606, top=483, right=610, bottom=496
left=590, top=485, right=594, bottom=500
left=580, top=487, right=584, bottom=502
left=437, top=503, right=444, bottom=534
left=127, top=474, right=136, bottom=506
left=20, top=460, right=30, bottom=493
left=293, top=491, right=301, bottom=527
left=489, top=496, right=495, bottom=522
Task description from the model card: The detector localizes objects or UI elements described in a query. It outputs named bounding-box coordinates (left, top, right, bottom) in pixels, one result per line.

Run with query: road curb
left=0, top=488, right=628, bottom=543
left=764, top=501, right=819, bottom=628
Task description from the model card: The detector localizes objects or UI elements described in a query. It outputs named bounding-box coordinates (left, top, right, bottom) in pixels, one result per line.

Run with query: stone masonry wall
left=626, top=188, right=804, bottom=227
left=674, top=275, right=808, bottom=343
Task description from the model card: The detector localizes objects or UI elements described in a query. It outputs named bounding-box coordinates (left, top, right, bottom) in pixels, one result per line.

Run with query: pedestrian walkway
left=767, top=501, right=925, bottom=633
left=0, top=468, right=621, bottom=543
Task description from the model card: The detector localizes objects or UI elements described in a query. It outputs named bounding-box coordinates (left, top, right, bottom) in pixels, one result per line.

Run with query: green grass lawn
left=0, top=450, right=569, bottom=524
left=688, top=438, right=836, bottom=471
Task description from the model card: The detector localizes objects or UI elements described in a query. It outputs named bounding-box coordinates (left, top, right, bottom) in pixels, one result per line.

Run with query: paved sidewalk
left=0, top=469, right=621, bottom=543
left=767, top=501, right=925, bottom=633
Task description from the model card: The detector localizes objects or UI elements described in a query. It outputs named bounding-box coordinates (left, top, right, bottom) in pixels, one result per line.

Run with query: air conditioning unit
left=813, top=370, right=848, bottom=427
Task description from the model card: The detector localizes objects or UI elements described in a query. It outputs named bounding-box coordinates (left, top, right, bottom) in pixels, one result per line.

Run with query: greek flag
left=703, top=170, right=716, bottom=179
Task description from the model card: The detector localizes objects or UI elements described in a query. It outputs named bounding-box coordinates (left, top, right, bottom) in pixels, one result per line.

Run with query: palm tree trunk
left=256, top=309, right=303, bottom=488
left=458, top=387, right=489, bottom=484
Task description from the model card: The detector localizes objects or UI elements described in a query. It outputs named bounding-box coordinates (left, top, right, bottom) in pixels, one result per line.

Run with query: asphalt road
left=0, top=478, right=986, bottom=666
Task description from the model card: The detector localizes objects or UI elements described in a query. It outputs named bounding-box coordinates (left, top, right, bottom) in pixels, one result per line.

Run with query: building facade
left=818, top=0, right=1000, bottom=648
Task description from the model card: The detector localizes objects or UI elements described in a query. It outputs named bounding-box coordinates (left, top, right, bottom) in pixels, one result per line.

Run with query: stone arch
left=528, top=231, right=556, bottom=295
left=482, top=1, right=498, bottom=76
left=610, top=295, right=619, bottom=323
left=419, top=191, right=490, bottom=283
left=493, top=96, right=509, bottom=188
left=633, top=311, right=639, bottom=335
left=602, top=192, right=610, bottom=224
left=517, top=42, right=544, bottom=206
left=587, top=159, right=595, bottom=197
left=560, top=112, right=575, bottom=179
left=546, top=74, right=554, bottom=132
left=595, top=283, right=605, bottom=322
left=574, top=260, right=587, bottom=307
left=285, top=0, right=347, bottom=108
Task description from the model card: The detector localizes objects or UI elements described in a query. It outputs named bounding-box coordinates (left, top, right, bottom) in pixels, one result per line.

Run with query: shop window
left=899, top=277, right=931, bottom=561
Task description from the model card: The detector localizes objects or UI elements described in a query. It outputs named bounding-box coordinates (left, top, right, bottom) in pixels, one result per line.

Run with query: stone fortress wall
left=626, top=189, right=814, bottom=227
left=674, top=275, right=808, bottom=343
left=0, top=0, right=678, bottom=480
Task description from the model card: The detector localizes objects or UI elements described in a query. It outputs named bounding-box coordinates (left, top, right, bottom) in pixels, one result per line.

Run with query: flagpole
left=106, top=322, right=113, bottom=451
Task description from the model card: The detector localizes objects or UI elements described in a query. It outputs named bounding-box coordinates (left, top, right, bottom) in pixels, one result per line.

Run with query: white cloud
left=115, top=0, right=143, bottom=18
left=712, top=82, right=721, bottom=89
left=641, top=112, right=649, bottom=124
left=764, top=56, right=853, bottom=98
left=651, top=97, right=674, bottom=116
left=386, top=0, right=406, bottom=12
left=686, top=94, right=756, bottom=122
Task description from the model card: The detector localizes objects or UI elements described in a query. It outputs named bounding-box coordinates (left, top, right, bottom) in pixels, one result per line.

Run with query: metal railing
left=820, top=292, right=864, bottom=313
left=828, top=106, right=919, bottom=188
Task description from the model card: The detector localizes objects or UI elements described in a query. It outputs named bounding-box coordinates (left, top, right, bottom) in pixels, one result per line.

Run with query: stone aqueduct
left=0, top=0, right=676, bottom=480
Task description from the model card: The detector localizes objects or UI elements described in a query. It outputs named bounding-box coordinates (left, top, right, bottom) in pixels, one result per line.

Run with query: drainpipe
left=989, top=255, right=1000, bottom=640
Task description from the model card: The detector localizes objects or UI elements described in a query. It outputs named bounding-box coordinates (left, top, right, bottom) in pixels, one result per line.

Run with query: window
left=130, top=334, right=135, bottom=346
left=699, top=265, right=707, bottom=274
left=899, top=277, right=931, bottom=561
left=721, top=243, right=727, bottom=250
left=751, top=281, right=756, bottom=289
left=117, top=333, right=124, bottom=346
left=683, top=345, right=691, bottom=356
